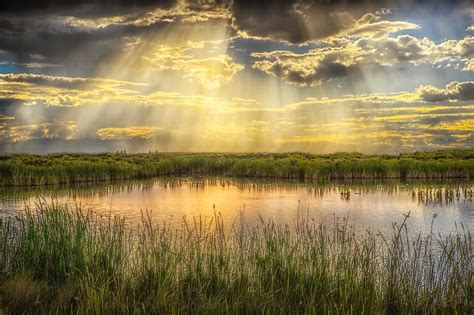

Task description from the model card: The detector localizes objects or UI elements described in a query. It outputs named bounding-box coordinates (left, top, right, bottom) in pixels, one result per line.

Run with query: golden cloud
left=0, top=73, right=145, bottom=107
left=340, top=10, right=420, bottom=39
left=420, top=119, right=474, bottom=132
left=251, top=35, right=474, bottom=86
left=96, top=127, right=167, bottom=140
left=3, top=73, right=474, bottom=113
left=0, top=73, right=263, bottom=111
left=0, top=121, right=77, bottom=143
left=142, top=42, right=244, bottom=88
left=278, top=131, right=428, bottom=144
left=61, top=2, right=231, bottom=31
left=1, top=72, right=472, bottom=152
left=416, top=81, right=474, bottom=102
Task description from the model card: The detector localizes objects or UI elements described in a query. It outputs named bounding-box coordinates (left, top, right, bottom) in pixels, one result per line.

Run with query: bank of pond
left=0, top=149, right=473, bottom=186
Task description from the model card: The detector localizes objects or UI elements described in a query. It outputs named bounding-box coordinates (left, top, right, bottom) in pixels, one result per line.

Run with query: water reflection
left=0, top=177, right=472, bottom=237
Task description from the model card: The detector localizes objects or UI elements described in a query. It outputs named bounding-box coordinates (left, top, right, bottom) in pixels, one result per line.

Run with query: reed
left=0, top=149, right=473, bottom=186
left=0, top=202, right=472, bottom=313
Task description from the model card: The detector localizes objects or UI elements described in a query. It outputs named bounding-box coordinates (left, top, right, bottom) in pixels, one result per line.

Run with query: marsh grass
left=0, top=202, right=472, bottom=313
left=0, top=150, right=473, bottom=186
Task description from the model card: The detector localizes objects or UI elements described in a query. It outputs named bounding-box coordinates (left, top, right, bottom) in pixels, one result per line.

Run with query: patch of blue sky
left=390, top=5, right=472, bottom=42
left=0, top=51, right=19, bottom=73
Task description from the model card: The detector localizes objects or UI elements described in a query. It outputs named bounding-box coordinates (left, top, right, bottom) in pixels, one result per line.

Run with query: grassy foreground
left=0, top=149, right=473, bottom=186
left=0, top=203, right=472, bottom=313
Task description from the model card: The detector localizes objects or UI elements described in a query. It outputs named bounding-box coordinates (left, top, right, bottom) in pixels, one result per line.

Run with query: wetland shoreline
left=1, top=150, right=473, bottom=187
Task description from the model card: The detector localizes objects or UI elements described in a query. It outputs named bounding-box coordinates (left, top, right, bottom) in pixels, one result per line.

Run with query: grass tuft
left=0, top=202, right=472, bottom=313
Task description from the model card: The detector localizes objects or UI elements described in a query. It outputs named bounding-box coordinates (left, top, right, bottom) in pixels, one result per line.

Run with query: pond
left=1, top=177, right=472, bottom=237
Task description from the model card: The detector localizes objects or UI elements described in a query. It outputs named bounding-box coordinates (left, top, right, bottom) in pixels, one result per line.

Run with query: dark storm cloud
left=0, top=0, right=469, bottom=69
left=0, top=0, right=175, bottom=12
left=1, top=0, right=467, bottom=10
left=231, top=0, right=471, bottom=44
left=231, top=2, right=310, bottom=44
left=0, top=23, right=131, bottom=75
left=258, top=56, right=352, bottom=86
left=0, top=0, right=232, bottom=76
left=0, top=19, right=161, bottom=75
left=231, top=1, right=380, bottom=43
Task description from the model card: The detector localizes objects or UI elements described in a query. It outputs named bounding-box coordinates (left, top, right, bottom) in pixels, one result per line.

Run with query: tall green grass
left=0, top=202, right=472, bottom=313
left=0, top=149, right=473, bottom=186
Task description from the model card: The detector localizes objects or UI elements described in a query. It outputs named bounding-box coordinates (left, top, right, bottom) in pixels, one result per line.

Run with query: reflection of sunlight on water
left=0, top=178, right=472, bottom=237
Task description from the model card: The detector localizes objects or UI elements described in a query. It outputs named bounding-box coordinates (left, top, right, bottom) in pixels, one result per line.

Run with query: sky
left=0, top=0, right=473, bottom=154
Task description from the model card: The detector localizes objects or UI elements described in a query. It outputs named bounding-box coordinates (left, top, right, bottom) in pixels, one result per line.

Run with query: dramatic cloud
left=0, top=61, right=60, bottom=69
left=0, top=0, right=472, bottom=153
left=0, top=73, right=146, bottom=107
left=0, top=121, right=77, bottom=143
left=0, top=73, right=263, bottom=111
left=417, top=81, right=474, bottom=102
left=342, top=13, right=420, bottom=38
left=0, top=1, right=232, bottom=77
left=251, top=35, right=474, bottom=86
left=464, top=59, right=474, bottom=71
left=60, top=2, right=231, bottom=31
left=0, top=73, right=144, bottom=88
left=142, top=42, right=244, bottom=88
left=233, top=6, right=419, bottom=44
left=252, top=53, right=352, bottom=87
left=96, top=127, right=167, bottom=140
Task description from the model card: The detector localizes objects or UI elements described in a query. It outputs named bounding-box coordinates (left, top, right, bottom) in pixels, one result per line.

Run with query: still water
left=1, top=178, right=472, bottom=236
